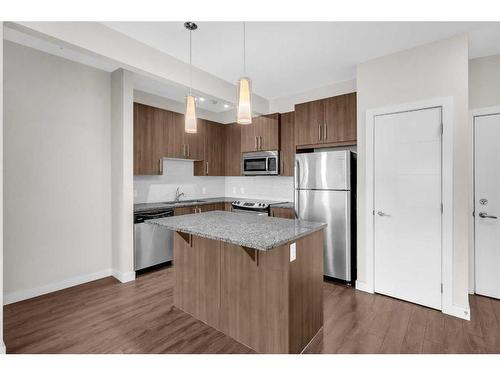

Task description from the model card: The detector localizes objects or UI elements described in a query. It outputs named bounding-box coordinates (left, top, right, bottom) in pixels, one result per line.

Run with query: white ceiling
left=103, top=22, right=500, bottom=99
left=3, top=26, right=233, bottom=113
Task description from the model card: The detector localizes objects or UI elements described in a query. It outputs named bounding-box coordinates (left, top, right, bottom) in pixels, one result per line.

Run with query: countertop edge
left=134, top=197, right=294, bottom=212
left=147, top=218, right=326, bottom=251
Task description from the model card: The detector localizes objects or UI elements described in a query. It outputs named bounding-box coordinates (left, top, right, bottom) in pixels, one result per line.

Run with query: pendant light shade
left=237, top=77, right=252, bottom=125
left=237, top=22, right=252, bottom=125
left=184, top=21, right=198, bottom=133
left=184, top=95, right=197, bottom=134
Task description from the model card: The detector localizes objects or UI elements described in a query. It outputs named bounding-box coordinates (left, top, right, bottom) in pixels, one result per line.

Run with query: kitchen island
left=148, top=211, right=326, bottom=354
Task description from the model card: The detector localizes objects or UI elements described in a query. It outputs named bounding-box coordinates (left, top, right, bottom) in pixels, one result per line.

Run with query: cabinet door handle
left=259, top=136, right=262, bottom=150
left=324, top=123, right=327, bottom=140
left=255, top=136, right=258, bottom=150
left=206, top=161, right=209, bottom=175
left=182, top=144, right=186, bottom=157
left=187, top=144, right=190, bottom=158
left=159, top=158, right=163, bottom=174
left=318, top=124, right=322, bottom=141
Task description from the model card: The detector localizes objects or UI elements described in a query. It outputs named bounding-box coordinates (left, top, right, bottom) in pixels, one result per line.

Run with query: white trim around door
left=360, top=97, right=467, bottom=320
left=469, top=106, right=500, bottom=295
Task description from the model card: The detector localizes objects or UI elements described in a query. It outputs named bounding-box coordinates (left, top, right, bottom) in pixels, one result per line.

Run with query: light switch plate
left=289, top=243, right=296, bottom=262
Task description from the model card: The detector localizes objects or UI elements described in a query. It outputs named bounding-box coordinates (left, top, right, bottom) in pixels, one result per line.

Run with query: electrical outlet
left=289, top=243, right=296, bottom=262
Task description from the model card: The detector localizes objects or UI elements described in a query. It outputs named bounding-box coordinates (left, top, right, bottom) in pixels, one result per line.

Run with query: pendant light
left=237, top=22, right=252, bottom=125
left=184, top=22, right=197, bottom=134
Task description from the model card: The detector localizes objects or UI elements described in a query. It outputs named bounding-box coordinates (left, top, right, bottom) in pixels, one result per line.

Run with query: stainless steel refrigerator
left=295, top=150, right=356, bottom=282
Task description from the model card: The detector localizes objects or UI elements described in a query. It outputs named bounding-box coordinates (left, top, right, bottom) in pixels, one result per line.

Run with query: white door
left=475, top=113, right=500, bottom=299
left=374, top=107, right=442, bottom=310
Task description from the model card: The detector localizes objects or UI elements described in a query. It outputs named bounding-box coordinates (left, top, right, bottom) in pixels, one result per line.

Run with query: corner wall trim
left=355, top=280, right=373, bottom=294
left=0, top=341, right=6, bottom=354
left=112, top=270, right=135, bottom=283
left=443, top=304, right=471, bottom=321
left=3, top=269, right=113, bottom=305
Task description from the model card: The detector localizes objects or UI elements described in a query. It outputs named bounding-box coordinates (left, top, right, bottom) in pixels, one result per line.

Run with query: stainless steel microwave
left=242, top=151, right=279, bottom=175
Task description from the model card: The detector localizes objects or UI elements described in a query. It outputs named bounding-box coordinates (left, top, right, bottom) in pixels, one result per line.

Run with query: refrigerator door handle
left=294, top=159, right=300, bottom=218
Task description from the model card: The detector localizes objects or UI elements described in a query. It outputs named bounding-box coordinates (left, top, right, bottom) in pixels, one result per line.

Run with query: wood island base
left=173, top=230, right=324, bottom=354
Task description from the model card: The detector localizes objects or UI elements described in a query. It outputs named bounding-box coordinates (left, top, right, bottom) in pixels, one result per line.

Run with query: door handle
left=324, top=123, right=327, bottom=140
left=255, top=136, right=258, bottom=150
left=183, top=144, right=186, bottom=157
left=187, top=144, right=190, bottom=158
left=318, top=124, right=322, bottom=141
left=159, top=158, right=163, bottom=174
left=479, top=212, right=498, bottom=219
left=206, top=161, right=209, bottom=175
left=377, top=211, right=388, bottom=217
left=259, top=136, right=262, bottom=150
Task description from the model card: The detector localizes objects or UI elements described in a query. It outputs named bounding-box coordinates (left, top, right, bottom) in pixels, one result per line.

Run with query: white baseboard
left=355, top=280, right=373, bottom=294
left=3, top=268, right=113, bottom=305
left=112, top=270, right=135, bottom=283
left=443, top=304, right=471, bottom=321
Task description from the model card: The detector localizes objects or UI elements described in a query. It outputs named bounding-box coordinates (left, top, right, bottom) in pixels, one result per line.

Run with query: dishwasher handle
left=134, top=211, right=173, bottom=223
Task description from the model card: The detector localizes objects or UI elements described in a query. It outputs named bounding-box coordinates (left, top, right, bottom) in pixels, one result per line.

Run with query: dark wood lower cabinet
left=173, top=203, right=224, bottom=216
left=270, top=207, right=295, bottom=219
left=173, top=230, right=324, bottom=353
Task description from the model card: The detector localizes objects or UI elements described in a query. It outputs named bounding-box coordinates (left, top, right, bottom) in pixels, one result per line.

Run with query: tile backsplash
left=134, top=159, right=294, bottom=203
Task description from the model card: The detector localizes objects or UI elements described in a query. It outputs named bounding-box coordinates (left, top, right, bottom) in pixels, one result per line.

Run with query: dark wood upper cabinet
left=185, top=118, right=205, bottom=161
left=280, top=111, right=295, bottom=176
left=324, top=92, right=357, bottom=143
left=134, top=102, right=165, bottom=175
left=240, top=113, right=280, bottom=152
left=294, top=99, right=325, bottom=147
left=200, top=120, right=226, bottom=176
left=224, top=123, right=242, bottom=176
left=258, top=113, right=280, bottom=151
left=134, top=103, right=207, bottom=175
left=294, top=92, right=356, bottom=148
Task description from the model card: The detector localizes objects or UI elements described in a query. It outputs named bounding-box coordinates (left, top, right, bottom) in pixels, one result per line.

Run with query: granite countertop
left=147, top=211, right=326, bottom=251
left=134, top=197, right=293, bottom=213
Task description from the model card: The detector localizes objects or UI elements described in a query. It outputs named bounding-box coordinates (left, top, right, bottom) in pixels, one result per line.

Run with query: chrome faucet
left=174, top=187, right=185, bottom=202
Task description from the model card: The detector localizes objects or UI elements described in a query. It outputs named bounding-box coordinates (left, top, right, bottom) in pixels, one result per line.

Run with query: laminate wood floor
left=4, top=266, right=500, bottom=354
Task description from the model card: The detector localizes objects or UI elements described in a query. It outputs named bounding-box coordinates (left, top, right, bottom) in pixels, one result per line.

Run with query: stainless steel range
left=231, top=200, right=270, bottom=216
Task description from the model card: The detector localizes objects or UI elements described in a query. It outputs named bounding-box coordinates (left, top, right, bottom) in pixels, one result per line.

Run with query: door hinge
left=441, top=283, right=443, bottom=293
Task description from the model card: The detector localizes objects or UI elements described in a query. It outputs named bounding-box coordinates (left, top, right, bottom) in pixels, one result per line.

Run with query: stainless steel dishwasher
left=134, top=208, right=174, bottom=271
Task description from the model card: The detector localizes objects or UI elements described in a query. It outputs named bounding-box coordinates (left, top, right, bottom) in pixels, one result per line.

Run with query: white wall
left=225, top=177, right=294, bottom=202
left=269, top=79, right=357, bottom=113
left=469, top=54, right=500, bottom=110
left=111, top=69, right=135, bottom=283
left=134, top=159, right=293, bottom=203
left=1, top=22, right=5, bottom=353
left=3, top=41, right=113, bottom=304
left=356, top=35, right=470, bottom=311
left=134, top=159, right=226, bottom=203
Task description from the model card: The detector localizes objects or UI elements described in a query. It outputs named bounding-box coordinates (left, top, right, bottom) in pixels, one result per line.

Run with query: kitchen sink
left=163, top=199, right=208, bottom=205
